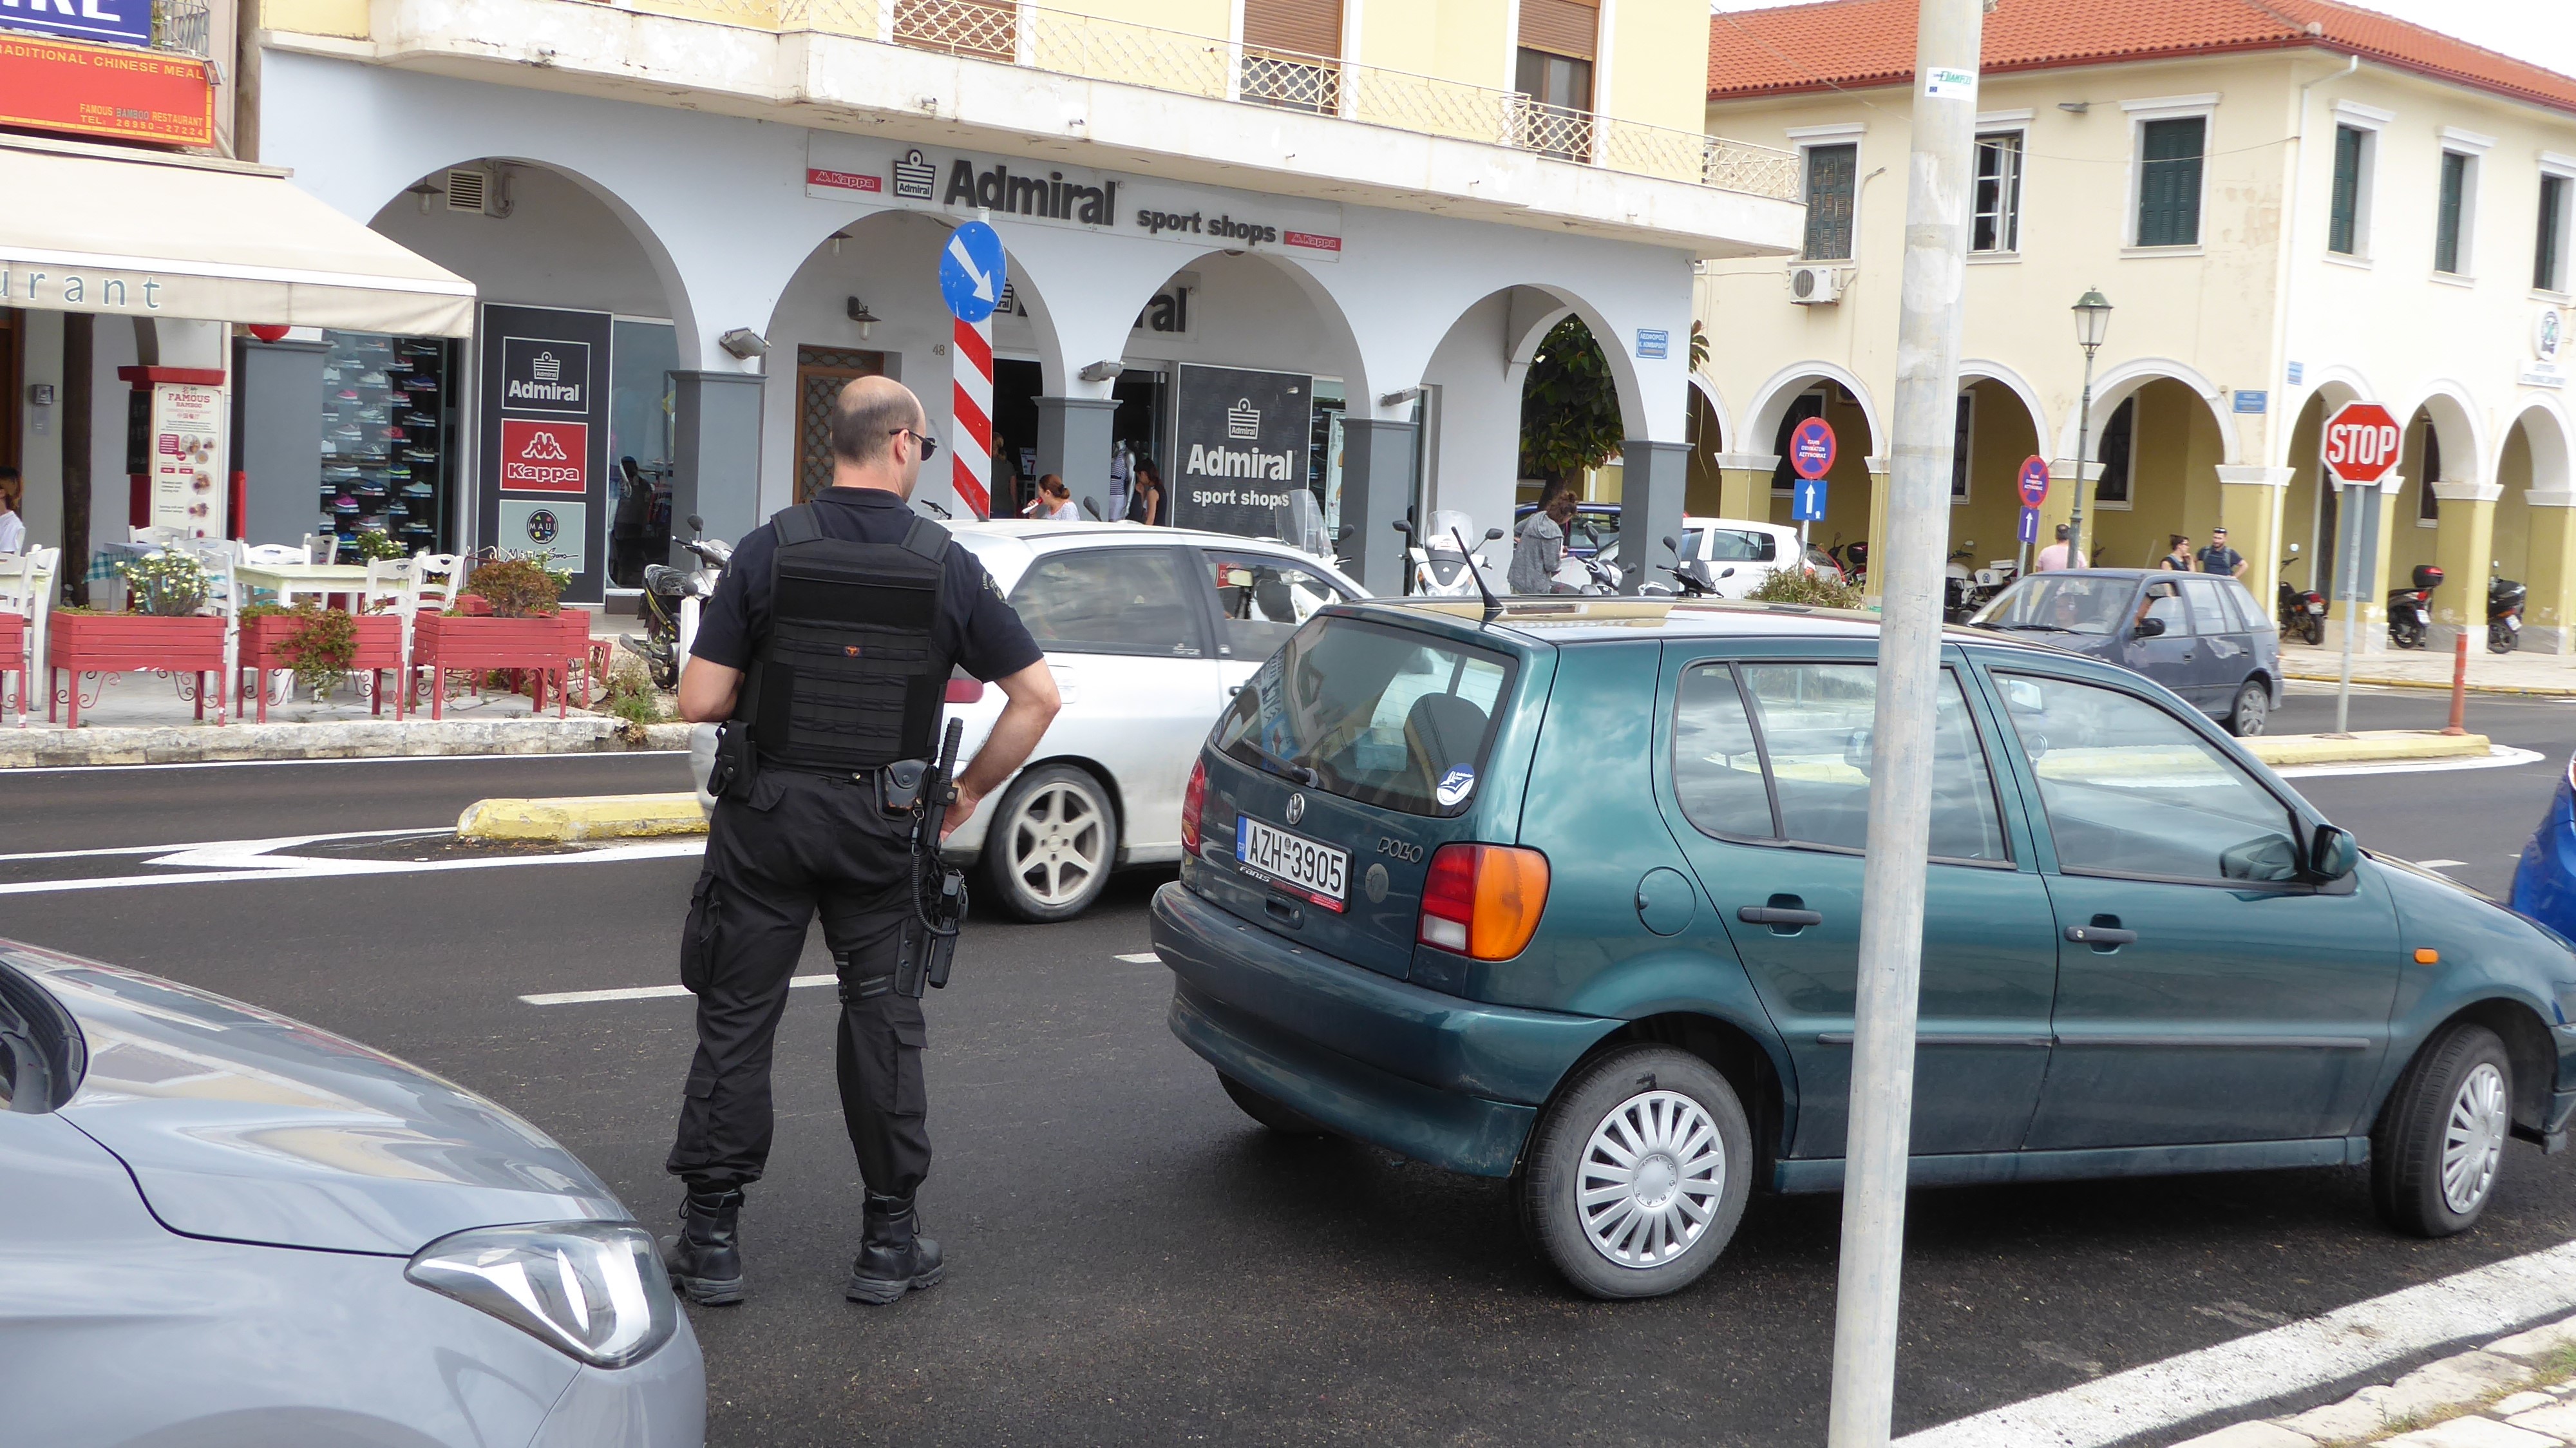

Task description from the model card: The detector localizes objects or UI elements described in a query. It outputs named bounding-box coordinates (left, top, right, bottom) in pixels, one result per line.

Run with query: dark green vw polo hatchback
left=1151, top=597, right=2576, bottom=1299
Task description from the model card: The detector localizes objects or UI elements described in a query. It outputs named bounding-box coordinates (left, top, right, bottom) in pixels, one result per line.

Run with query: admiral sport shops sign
left=478, top=303, right=611, bottom=600
left=1172, top=364, right=1312, bottom=538
left=804, top=133, right=1345, bottom=262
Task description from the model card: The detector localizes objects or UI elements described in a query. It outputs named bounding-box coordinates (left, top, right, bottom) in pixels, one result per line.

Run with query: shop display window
left=317, top=330, right=455, bottom=553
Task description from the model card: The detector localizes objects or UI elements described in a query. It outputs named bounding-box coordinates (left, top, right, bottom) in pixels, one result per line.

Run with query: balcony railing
left=152, top=0, right=215, bottom=57
left=583, top=0, right=1797, bottom=201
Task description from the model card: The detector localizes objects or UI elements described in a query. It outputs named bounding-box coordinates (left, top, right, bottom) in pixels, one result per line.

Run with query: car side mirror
left=2135, top=616, right=2166, bottom=638
left=2307, top=824, right=2360, bottom=881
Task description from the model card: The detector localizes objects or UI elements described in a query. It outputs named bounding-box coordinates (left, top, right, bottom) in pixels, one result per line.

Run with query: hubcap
left=1578, top=1089, right=1725, bottom=1270
left=1005, top=781, right=1107, bottom=906
left=2442, top=1062, right=2508, bottom=1215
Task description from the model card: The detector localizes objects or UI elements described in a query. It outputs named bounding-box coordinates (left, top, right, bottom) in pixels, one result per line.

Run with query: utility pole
left=1825, top=0, right=1980, bottom=1443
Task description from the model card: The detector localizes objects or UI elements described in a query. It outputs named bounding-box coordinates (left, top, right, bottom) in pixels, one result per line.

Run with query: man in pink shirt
left=2033, top=523, right=2088, bottom=572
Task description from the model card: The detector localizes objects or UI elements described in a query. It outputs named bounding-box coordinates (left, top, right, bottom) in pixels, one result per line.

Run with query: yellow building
left=1694, top=0, right=2576, bottom=653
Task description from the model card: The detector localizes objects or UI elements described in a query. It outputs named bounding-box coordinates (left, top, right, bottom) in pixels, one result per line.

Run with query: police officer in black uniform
left=661, top=374, right=1059, bottom=1306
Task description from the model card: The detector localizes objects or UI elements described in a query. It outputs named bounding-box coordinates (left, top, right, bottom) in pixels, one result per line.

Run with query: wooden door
left=794, top=347, right=887, bottom=503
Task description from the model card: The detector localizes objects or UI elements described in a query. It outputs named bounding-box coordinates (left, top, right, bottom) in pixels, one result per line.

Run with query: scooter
left=1942, top=547, right=1978, bottom=622
left=1638, top=535, right=1726, bottom=599
left=1828, top=538, right=1869, bottom=593
left=2277, top=544, right=2327, bottom=645
left=1551, top=520, right=1622, bottom=595
left=2387, top=564, right=2443, bottom=650
left=1964, top=558, right=2018, bottom=617
left=2492, top=567, right=2528, bottom=654
left=621, top=513, right=732, bottom=691
left=1396, top=510, right=1504, bottom=597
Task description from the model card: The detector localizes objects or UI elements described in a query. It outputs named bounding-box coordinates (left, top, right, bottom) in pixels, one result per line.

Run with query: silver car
left=0, top=941, right=705, bottom=1447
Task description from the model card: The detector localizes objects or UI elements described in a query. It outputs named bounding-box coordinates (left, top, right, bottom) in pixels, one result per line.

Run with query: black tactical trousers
left=665, top=768, right=933, bottom=1199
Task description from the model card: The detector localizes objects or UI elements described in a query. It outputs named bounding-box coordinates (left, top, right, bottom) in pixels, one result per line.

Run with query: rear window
left=1215, top=616, right=1516, bottom=816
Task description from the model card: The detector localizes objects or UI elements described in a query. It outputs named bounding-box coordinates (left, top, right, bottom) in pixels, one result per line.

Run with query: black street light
left=2067, top=288, right=2113, bottom=566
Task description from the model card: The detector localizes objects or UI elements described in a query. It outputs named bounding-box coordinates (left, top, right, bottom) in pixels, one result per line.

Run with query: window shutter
left=1801, top=143, right=1857, bottom=260
left=2327, top=126, right=2362, bottom=255
left=1519, top=0, right=1597, bottom=61
left=1245, top=0, right=1342, bottom=58
left=2436, top=152, right=2468, bottom=274
left=2136, top=117, right=2204, bottom=247
left=2537, top=175, right=2567, bottom=291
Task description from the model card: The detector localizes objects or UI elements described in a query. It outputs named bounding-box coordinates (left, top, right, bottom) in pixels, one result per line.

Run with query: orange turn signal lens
left=2414, top=948, right=2439, bottom=965
left=1418, top=844, right=1551, bottom=961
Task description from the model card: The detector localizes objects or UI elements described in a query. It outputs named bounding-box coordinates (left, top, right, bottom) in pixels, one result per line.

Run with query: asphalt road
left=3, top=700, right=2573, bottom=1448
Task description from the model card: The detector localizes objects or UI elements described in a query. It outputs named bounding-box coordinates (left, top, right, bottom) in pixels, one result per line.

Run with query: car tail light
left=1180, top=757, right=1207, bottom=855
left=1417, top=843, right=1551, bottom=960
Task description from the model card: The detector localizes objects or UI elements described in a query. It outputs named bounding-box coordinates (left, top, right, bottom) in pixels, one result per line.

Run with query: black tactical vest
left=743, top=504, right=950, bottom=772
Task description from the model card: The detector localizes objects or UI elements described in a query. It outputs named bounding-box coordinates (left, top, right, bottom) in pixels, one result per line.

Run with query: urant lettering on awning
left=0, top=133, right=475, bottom=336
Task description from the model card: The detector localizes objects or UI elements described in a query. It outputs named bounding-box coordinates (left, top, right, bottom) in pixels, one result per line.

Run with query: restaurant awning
left=0, top=133, right=474, bottom=338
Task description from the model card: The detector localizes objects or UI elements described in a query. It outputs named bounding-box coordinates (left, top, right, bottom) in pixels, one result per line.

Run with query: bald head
left=828, top=375, right=929, bottom=497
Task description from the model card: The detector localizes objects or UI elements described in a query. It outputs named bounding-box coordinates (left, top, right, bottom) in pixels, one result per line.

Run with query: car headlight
left=406, top=1221, right=679, bottom=1368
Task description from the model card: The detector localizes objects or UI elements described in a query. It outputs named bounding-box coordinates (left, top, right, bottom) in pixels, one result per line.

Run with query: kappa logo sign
left=500, top=419, right=589, bottom=493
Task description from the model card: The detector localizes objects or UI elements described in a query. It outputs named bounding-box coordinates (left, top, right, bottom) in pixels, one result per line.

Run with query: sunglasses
left=891, top=427, right=941, bottom=461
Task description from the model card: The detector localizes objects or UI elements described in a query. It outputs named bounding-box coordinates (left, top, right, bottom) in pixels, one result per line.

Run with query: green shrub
left=277, top=606, right=360, bottom=701
left=117, top=550, right=211, bottom=616
left=464, top=557, right=562, bottom=617
left=1746, top=566, right=1866, bottom=611
left=352, top=529, right=407, bottom=562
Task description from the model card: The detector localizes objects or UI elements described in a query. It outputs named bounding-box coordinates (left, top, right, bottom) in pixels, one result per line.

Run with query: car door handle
left=1739, top=906, right=1824, bottom=928
left=2065, top=924, right=2137, bottom=947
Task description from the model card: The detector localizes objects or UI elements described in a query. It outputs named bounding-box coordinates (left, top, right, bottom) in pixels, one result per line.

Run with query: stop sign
left=2322, top=402, right=2402, bottom=485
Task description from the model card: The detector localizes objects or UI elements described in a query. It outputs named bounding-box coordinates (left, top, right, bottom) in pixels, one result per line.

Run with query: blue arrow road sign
left=940, top=221, right=1008, bottom=323
left=2018, top=506, right=2041, bottom=545
left=1793, top=477, right=1828, bottom=522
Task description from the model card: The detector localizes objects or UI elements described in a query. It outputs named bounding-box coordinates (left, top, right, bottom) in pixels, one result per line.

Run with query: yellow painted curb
left=2243, top=730, right=2491, bottom=767
left=2284, top=671, right=2576, bottom=698
left=458, top=792, right=710, bottom=842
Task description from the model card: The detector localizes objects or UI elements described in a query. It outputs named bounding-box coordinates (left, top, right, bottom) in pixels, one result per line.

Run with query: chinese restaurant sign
left=0, top=32, right=211, bottom=147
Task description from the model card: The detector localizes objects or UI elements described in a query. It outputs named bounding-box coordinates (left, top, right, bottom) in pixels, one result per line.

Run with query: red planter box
left=238, top=612, right=407, bottom=723
left=0, top=612, right=25, bottom=723
left=414, top=611, right=589, bottom=719
left=49, top=612, right=227, bottom=728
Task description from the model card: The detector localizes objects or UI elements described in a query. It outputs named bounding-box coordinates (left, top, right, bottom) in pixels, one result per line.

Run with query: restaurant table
left=232, top=562, right=376, bottom=607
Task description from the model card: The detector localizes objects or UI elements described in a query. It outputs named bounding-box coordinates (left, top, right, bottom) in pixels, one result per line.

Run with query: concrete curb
left=0, top=719, right=696, bottom=768
left=2178, top=1313, right=2576, bottom=1446
left=457, top=791, right=709, bottom=842
left=2287, top=671, right=2576, bottom=699
left=2243, top=730, right=2493, bottom=767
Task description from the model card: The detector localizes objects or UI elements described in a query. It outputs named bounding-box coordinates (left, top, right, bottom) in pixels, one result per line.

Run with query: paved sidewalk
left=2283, top=641, right=2576, bottom=696
left=2184, top=1314, right=2576, bottom=1447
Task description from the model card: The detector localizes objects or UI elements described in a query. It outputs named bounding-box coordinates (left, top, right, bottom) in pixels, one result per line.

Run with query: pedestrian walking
left=2157, top=534, right=2193, bottom=571
left=1126, top=457, right=1164, bottom=525
left=2198, top=526, right=2247, bottom=579
left=2033, top=523, right=2087, bottom=572
left=661, top=374, right=1061, bottom=1308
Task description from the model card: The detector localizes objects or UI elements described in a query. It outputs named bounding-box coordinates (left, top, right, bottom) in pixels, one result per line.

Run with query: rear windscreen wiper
left=1247, top=743, right=1321, bottom=788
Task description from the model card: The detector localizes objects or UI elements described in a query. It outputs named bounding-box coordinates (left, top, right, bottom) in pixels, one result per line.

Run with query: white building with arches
left=19, top=0, right=1808, bottom=601
left=1692, top=0, right=2576, bottom=651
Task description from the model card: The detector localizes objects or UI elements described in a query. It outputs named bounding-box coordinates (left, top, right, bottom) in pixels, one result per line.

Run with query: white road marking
left=3, top=750, right=685, bottom=775
left=0, top=828, right=444, bottom=864
left=1897, top=1237, right=2576, bottom=1448
left=2274, top=745, right=2544, bottom=777
left=0, top=835, right=705, bottom=895
left=1115, top=952, right=1160, bottom=964
left=522, top=974, right=833, bottom=1005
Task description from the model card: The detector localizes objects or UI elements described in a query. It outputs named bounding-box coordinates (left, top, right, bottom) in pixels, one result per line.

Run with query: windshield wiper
left=1246, top=742, right=1321, bottom=788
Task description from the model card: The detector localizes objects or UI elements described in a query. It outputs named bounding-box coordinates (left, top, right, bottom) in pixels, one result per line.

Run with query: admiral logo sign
left=500, top=419, right=589, bottom=493
left=500, top=337, right=589, bottom=415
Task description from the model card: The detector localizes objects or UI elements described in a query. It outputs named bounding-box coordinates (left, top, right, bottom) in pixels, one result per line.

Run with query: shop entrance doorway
left=794, top=345, right=887, bottom=503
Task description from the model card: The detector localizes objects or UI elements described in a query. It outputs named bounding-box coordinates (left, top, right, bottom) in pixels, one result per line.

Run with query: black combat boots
left=844, top=1191, right=944, bottom=1305
left=661, top=1187, right=746, bottom=1306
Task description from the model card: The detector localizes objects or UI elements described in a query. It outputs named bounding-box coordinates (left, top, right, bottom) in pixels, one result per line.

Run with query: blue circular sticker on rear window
left=1435, top=765, right=1476, bottom=808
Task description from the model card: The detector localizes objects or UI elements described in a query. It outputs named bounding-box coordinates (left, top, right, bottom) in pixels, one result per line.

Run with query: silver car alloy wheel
left=2443, top=1061, right=2509, bottom=1215
left=1580, top=1089, right=1726, bottom=1269
left=1003, top=778, right=1108, bottom=908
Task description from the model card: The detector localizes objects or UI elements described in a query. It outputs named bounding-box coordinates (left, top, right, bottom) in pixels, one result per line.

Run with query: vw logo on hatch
left=1285, top=793, right=1306, bottom=825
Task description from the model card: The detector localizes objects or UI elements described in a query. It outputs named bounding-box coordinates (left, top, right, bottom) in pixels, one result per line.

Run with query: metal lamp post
left=2065, top=289, right=2114, bottom=566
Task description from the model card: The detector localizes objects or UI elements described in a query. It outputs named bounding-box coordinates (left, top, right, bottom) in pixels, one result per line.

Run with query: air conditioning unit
left=444, top=166, right=513, bottom=218
left=1789, top=265, right=1844, bottom=305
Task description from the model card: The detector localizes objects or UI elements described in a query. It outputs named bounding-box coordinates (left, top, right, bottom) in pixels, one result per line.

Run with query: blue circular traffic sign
left=939, top=221, right=1008, bottom=323
left=2017, top=455, right=2050, bottom=508
left=1788, top=416, right=1837, bottom=481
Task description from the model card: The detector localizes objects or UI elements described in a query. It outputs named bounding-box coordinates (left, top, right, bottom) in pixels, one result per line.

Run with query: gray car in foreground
left=0, top=940, right=704, bottom=1447
left=1971, top=567, right=2284, bottom=736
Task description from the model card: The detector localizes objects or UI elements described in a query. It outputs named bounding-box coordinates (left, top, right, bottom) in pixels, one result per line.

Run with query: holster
left=708, top=719, right=759, bottom=801
left=893, top=864, right=965, bottom=999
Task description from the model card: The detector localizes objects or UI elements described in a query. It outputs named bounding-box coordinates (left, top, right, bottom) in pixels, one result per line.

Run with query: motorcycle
left=1551, top=520, right=1622, bottom=595
left=2276, top=544, right=2327, bottom=645
left=1397, top=510, right=1504, bottom=597
left=1965, top=558, right=2018, bottom=616
left=1828, top=538, right=1869, bottom=593
left=1942, top=547, right=1978, bottom=622
left=2387, top=563, right=2442, bottom=650
left=1638, top=535, right=1726, bottom=599
left=2492, top=567, right=2528, bottom=654
left=620, top=513, right=732, bottom=691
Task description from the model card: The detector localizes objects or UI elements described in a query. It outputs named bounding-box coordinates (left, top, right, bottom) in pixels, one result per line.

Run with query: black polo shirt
left=690, top=488, right=1043, bottom=685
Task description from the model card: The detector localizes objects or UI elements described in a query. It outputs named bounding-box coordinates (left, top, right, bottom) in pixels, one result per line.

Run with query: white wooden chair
left=303, top=533, right=339, bottom=565
left=411, top=553, right=463, bottom=614
left=0, top=549, right=52, bottom=727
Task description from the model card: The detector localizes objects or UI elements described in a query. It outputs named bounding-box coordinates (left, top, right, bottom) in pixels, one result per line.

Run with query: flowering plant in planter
left=352, top=529, right=408, bottom=563
left=116, top=550, right=213, bottom=616
left=240, top=603, right=358, bottom=701
left=459, top=555, right=562, bottom=618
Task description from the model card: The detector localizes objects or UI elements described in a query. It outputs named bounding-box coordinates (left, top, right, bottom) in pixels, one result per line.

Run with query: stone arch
left=1687, top=371, right=1734, bottom=453
left=1747, top=360, right=1888, bottom=465
left=2052, top=356, right=2244, bottom=469
left=2279, top=367, right=2381, bottom=600
left=2052, top=357, right=2240, bottom=571
left=2499, top=397, right=2576, bottom=652
left=1953, top=360, right=2050, bottom=566
left=1737, top=361, right=1882, bottom=549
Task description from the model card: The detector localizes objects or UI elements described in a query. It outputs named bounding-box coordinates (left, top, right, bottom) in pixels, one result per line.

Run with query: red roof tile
left=1708, top=0, right=2576, bottom=117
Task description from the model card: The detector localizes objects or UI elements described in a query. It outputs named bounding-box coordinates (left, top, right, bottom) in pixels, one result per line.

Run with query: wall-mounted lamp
left=2056, top=100, right=2090, bottom=114
left=846, top=295, right=880, bottom=341
left=718, top=328, right=770, bottom=361
left=1077, top=360, right=1124, bottom=383
left=1379, top=385, right=1425, bottom=408
left=403, top=179, right=444, bottom=215
left=829, top=230, right=851, bottom=255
